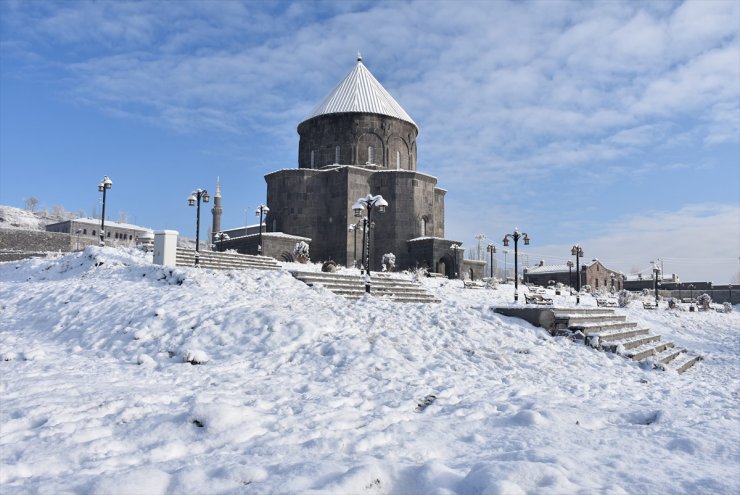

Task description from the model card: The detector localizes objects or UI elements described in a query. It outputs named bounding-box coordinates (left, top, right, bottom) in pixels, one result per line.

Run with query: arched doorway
left=437, top=254, right=455, bottom=278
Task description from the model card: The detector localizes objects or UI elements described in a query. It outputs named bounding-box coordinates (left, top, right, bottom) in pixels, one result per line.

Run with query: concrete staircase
left=291, top=271, right=440, bottom=303
left=552, top=307, right=702, bottom=374
left=175, top=248, right=282, bottom=271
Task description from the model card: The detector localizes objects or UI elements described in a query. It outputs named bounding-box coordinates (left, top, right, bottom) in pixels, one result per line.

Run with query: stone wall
left=0, top=228, right=73, bottom=257
left=297, top=113, right=418, bottom=170
left=265, top=166, right=446, bottom=272
left=217, top=232, right=311, bottom=261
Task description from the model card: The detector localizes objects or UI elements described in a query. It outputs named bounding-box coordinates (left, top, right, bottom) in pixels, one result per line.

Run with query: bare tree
left=24, top=196, right=39, bottom=212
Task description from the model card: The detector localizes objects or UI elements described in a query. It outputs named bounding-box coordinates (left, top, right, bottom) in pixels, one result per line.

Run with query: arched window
left=368, top=145, right=374, bottom=164
left=92, top=230, right=96, bottom=236
left=396, top=151, right=401, bottom=169
left=420, top=217, right=427, bottom=236
left=335, top=146, right=340, bottom=164
left=107, top=231, right=111, bottom=238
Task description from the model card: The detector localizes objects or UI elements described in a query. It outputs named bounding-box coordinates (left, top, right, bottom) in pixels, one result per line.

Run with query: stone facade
left=265, top=165, right=446, bottom=271
left=298, top=113, right=418, bottom=170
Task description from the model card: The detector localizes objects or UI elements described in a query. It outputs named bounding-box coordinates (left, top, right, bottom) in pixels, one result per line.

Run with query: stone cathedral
left=218, top=54, right=474, bottom=278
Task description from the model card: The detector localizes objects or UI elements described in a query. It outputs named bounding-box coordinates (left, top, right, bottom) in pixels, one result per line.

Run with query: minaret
left=211, top=177, right=222, bottom=235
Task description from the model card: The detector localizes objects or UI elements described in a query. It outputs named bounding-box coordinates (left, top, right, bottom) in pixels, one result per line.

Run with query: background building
left=524, top=259, right=624, bottom=291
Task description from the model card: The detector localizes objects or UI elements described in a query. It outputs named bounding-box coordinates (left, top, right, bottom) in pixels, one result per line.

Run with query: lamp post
left=689, top=284, right=695, bottom=300
left=567, top=260, right=574, bottom=291
left=348, top=221, right=361, bottom=268
left=450, top=244, right=460, bottom=280
left=729, top=284, right=733, bottom=304
left=255, top=204, right=270, bottom=255
left=571, top=245, right=584, bottom=304
left=653, top=266, right=661, bottom=306
left=353, top=194, right=388, bottom=293
left=503, top=229, right=530, bottom=302
left=503, top=250, right=508, bottom=282
left=487, top=244, right=496, bottom=279
left=215, top=232, right=230, bottom=251
left=187, top=188, right=210, bottom=262
left=97, top=176, right=112, bottom=246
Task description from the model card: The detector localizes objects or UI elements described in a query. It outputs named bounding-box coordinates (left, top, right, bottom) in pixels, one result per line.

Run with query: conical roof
left=303, top=54, right=417, bottom=129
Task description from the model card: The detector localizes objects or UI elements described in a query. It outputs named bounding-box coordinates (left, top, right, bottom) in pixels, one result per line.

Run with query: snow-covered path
left=1, top=248, right=738, bottom=494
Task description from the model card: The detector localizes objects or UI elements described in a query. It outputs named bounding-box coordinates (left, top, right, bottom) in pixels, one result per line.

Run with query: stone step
left=669, top=353, right=703, bottom=374
left=602, top=333, right=661, bottom=352
left=291, top=271, right=438, bottom=303
left=557, top=314, right=627, bottom=325
left=577, top=321, right=638, bottom=335
left=552, top=308, right=617, bottom=317
left=625, top=341, right=672, bottom=361
left=651, top=346, right=684, bottom=365
left=589, top=327, right=650, bottom=343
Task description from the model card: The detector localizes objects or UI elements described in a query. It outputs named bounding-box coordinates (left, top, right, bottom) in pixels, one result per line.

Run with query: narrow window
left=396, top=150, right=401, bottom=169
left=368, top=145, right=374, bottom=164
left=335, top=146, right=340, bottom=164
left=310, top=150, right=315, bottom=168
left=92, top=230, right=96, bottom=236
left=107, top=231, right=111, bottom=238
left=420, top=217, right=427, bottom=236
left=83, top=229, right=87, bottom=235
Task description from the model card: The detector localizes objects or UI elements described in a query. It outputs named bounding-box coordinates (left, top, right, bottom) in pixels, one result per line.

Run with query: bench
left=642, top=301, right=657, bottom=310
left=463, top=280, right=485, bottom=289
left=597, top=298, right=618, bottom=308
left=525, top=293, right=553, bottom=305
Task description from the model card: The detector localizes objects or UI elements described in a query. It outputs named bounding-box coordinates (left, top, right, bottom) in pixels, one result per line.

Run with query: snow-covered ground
left=1, top=247, right=738, bottom=495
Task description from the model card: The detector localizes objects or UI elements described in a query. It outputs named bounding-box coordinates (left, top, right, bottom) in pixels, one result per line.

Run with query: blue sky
left=1, top=0, right=738, bottom=283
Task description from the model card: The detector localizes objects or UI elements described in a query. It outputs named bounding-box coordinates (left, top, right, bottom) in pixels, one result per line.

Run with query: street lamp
left=571, top=245, right=584, bottom=304
left=486, top=244, right=496, bottom=279
left=348, top=221, right=361, bottom=268
left=503, top=229, right=530, bottom=302
left=688, top=284, right=695, bottom=300
left=353, top=194, right=388, bottom=293
left=215, top=232, right=230, bottom=251
left=187, top=188, right=210, bottom=261
left=97, top=175, right=112, bottom=246
left=653, top=266, right=661, bottom=306
left=450, top=244, right=460, bottom=280
left=255, top=204, right=270, bottom=255
left=567, top=260, right=574, bottom=290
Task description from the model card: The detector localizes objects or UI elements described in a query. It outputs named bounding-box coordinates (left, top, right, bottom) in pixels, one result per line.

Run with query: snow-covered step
left=602, top=333, right=661, bottom=352
left=624, top=341, right=672, bottom=361
left=651, top=346, right=684, bottom=365
left=578, top=321, right=638, bottom=335
left=589, top=327, right=649, bottom=342
left=667, top=353, right=703, bottom=374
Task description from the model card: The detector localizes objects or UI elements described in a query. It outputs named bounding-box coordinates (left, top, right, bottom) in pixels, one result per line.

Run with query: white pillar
left=153, top=230, right=178, bottom=266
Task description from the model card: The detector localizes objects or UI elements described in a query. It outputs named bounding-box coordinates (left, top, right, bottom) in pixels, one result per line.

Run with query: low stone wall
left=217, top=232, right=311, bottom=261
left=0, top=228, right=73, bottom=254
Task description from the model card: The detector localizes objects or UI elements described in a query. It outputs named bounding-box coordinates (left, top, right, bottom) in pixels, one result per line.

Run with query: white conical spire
left=303, top=54, right=417, bottom=128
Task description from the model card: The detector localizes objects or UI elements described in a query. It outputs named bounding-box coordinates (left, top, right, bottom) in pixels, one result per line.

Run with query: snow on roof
left=303, top=54, right=417, bottom=128
left=48, top=217, right=152, bottom=232
left=525, top=264, right=572, bottom=274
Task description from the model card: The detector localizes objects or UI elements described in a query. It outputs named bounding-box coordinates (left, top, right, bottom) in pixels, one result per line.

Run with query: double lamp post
left=187, top=188, right=209, bottom=262
left=502, top=229, right=530, bottom=302
left=353, top=194, right=388, bottom=293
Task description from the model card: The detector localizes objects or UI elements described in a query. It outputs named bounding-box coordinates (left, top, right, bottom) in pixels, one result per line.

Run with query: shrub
left=723, top=302, right=733, bottom=313
left=696, top=293, right=712, bottom=310
left=382, top=253, right=396, bottom=272
left=293, top=241, right=310, bottom=263
left=618, top=289, right=632, bottom=308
